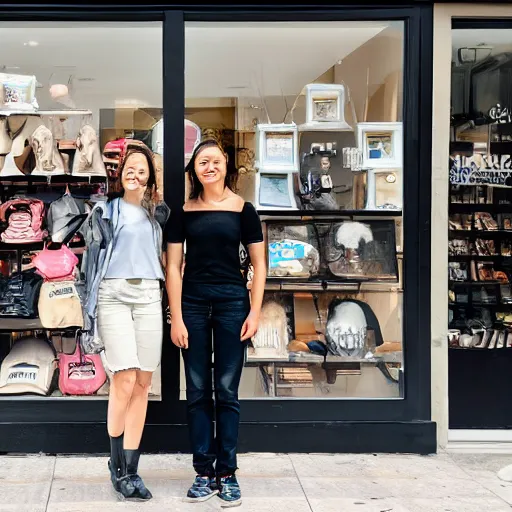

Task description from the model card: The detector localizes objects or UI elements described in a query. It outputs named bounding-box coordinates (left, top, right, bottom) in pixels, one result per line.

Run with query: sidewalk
left=2, top=451, right=512, bottom=512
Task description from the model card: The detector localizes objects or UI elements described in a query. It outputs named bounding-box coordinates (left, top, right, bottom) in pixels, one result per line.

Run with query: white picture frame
left=357, top=122, right=403, bottom=169
left=255, top=171, right=298, bottom=211
left=298, top=83, right=352, bottom=132
left=255, top=123, right=299, bottom=173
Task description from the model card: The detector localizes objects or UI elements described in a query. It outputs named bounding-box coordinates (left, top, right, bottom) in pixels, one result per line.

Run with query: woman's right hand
left=171, top=319, right=189, bottom=349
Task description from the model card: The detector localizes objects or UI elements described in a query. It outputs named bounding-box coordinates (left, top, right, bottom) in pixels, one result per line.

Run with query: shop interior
left=449, top=27, right=512, bottom=427
left=0, top=20, right=405, bottom=401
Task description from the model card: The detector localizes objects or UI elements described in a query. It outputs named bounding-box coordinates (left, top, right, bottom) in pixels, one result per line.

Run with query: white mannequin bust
left=0, top=115, right=44, bottom=175
left=72, top=124, right=106, bottom=177
left=30, top=125, right=66, bottom=176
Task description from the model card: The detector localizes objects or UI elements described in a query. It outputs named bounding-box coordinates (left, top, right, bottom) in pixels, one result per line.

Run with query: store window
left=0, top=22, right=163, bottom=400
left=184, top=21, right=405, bottom=399
left=449, top=27, right=512, bottom=427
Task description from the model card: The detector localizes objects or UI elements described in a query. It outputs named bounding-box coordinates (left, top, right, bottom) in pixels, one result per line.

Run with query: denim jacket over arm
left=80, top=198, right=169, bottom=353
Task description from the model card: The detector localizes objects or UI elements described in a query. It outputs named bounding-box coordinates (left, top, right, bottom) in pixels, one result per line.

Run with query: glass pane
left=449, top=30, right=512, bottom=393
left=0, top=22, right=163, bottom=400
left=184, top=21, right=404, bottom=399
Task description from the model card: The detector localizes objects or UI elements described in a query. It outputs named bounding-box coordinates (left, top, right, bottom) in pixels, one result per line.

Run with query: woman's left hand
left=241, top=311, right=260, bottom=341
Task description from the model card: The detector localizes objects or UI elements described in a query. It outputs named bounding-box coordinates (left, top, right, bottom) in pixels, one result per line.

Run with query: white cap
left=0, top=337, right=57, bottom=396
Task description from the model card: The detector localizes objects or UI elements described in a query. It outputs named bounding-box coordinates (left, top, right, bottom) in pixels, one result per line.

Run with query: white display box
left=298, top=83, right=352, bottom=132
left=255, top=123, right=299, bottom=173
left=255, top=171, right=297, bottom=211
left=357, top=122, right=403, bottom=169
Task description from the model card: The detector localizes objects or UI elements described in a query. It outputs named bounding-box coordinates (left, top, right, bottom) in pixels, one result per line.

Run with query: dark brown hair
left=108, top=141, right=159, bottom=215
left=185, top=139, right=238, bottom=200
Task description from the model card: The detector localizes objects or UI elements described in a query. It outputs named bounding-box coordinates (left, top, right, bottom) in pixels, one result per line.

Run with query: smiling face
left=121, top=152, right=150, bottom=193
left=194, top=145, right=227, bottom=188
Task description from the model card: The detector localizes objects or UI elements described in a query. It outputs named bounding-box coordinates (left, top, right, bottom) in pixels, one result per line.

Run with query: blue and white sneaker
left=217, top=475, right=242, bottom=508
left=183, top=475, right=218, bottom=503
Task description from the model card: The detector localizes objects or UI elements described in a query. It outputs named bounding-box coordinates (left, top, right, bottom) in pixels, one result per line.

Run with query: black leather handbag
left=0, top=269, right=43, bottom=318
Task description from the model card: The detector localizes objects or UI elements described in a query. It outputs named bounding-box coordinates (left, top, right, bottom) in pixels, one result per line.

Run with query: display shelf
left=449, top=229, right=512, bottom=238
left=450, top=203, right=512, bottom=214
left=449, top=255, right=512, bottom=262
left=246, top=352, right=402, bottom=365
left=449, top=280, right=503, bottom=286
left=266, top=277, right=399, bottom=290
left=258, top=209, right=402, bottom=218
left=264, top=281, right=402, bottom=293
left=0, top=241, right=44, bottom=251
left=448, top=301, right=512, bottom=308
left=0, top=175, right=106, bottom=185
left=0, top=318, right=43, bottom=332
left=0, top=109, right=92, bottom=117
left=449, top=346, right=512, bottom=351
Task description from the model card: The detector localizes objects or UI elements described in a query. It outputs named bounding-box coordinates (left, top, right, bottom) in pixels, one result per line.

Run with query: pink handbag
left=58, top=336, right=106, bottom=396
left=33, top=244, right=78, bottom=280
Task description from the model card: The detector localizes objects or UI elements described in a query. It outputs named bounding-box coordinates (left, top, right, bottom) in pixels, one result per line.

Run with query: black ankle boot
left=108, top=434, right=124, bottom=491
left=118, top=449, right=153, bottom=501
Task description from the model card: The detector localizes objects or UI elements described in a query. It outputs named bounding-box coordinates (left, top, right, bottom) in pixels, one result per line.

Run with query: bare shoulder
left=229, top=193, right=246, bottom=212
left=183, top=199, right=198, bottom=212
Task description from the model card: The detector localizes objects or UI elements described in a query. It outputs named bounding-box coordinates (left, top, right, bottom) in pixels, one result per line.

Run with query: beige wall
left=335, top=26, right=403, bottom=124
left=432, top=4, right=512, bottom=449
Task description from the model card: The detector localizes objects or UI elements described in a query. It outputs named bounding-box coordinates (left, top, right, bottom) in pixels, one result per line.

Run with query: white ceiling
left=185, top=22, right=390, bottom=97
left=0, top=21, right=394, bottom=110
left=452, top=28, right=512, bottom=61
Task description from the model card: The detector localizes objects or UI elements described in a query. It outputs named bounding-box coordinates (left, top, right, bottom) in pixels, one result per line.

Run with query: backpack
left=0, top=198, right=46, bottom=243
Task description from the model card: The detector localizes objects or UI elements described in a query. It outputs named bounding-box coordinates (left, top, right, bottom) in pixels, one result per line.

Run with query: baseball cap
left=0, top=337, right=57, bottom=396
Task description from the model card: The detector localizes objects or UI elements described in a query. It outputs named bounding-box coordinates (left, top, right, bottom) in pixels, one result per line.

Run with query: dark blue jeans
left=181, top=283, right=250, bottom=477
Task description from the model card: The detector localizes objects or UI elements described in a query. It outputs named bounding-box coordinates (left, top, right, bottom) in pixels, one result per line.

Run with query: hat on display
left=0, top=337, right=57, bottom=396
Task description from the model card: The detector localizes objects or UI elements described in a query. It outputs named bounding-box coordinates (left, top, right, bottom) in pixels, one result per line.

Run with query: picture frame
left=357, top=122, right=403, bottom=169
left=298, top=83, right=352, bottom=132
left=255, top=123, right=299, bottom=173
left=255, top=171, right=298, bottom=211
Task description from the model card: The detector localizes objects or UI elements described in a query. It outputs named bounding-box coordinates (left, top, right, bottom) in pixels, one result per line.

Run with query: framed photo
left=255, top=123, right=299, bottom=173
left=255, top=171, right=297, bottom=210
left=357, top=122, right=403, bottom=169
left=298, top=83, right=352, bottom=131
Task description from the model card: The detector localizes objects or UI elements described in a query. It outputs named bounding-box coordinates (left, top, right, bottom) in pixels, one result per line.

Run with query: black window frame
left=0, top=3, right=433, bottom=453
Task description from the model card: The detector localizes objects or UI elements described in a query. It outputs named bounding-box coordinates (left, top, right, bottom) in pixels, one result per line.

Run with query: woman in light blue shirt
left=87, top=142, right=167, bottom=501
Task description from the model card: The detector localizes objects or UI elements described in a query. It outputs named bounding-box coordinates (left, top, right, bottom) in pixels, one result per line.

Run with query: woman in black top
left=166, top=139, right=266, bottom=507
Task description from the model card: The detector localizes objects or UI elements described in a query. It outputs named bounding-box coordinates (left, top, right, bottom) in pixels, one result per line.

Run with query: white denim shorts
left=97, top=279, right=163, bottom=373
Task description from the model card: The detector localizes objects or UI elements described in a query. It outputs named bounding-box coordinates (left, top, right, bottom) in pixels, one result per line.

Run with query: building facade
left=0, top=1, right=440, bottom=454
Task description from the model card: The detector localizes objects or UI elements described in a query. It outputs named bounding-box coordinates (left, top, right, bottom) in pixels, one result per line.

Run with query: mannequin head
left=186, top=139, right=237, bottom=199
left=320, top=156, right=331, bottom=171
left=112, top=142, right=158, bottom=212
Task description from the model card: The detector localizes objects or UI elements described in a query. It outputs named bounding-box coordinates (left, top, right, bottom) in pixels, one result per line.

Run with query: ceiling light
left=385, top=173, right=396, bottom=183
left=24, top=41, right=39, bottom=47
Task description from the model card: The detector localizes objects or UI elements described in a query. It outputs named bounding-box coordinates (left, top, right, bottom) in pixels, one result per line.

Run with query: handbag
left=38, top=281, right=83, bottom=329
left=0, top=269, right=43, bottom=318
left=58, top=333, right=106, bottom=395
left=33, top=244, right=78, bottom=280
